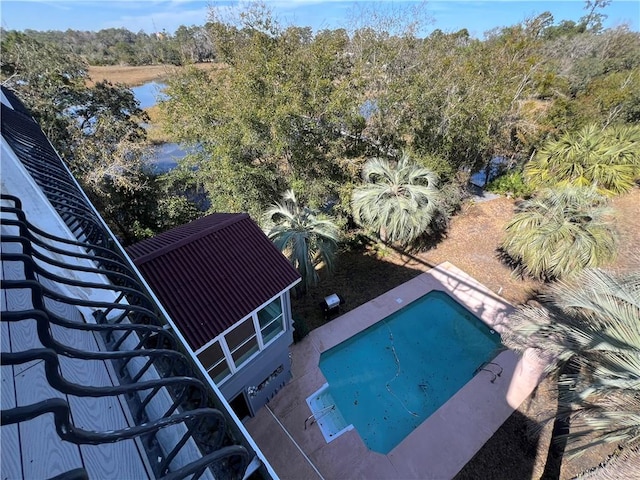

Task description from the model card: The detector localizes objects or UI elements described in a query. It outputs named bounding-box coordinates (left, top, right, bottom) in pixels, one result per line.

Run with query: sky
left=1, top=1, right=638, bottom=38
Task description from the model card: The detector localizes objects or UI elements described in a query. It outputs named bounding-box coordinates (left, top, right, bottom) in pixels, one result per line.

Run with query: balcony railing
left=1, top=90, right=268, bottom=479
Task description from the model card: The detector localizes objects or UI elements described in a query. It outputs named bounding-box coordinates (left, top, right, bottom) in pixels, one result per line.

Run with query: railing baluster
left=1, top=186, right=251, bottom=479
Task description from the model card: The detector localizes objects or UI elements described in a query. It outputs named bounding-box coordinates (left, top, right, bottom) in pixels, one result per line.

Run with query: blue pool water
left=318, top=290, right=501, bottom=454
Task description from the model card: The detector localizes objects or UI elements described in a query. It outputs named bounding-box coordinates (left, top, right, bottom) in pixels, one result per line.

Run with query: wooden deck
left=1, top=236, right=154, bottom=479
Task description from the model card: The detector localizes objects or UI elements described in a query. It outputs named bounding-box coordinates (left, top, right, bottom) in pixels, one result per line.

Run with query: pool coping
left=244, top=262, right=546, bottom=479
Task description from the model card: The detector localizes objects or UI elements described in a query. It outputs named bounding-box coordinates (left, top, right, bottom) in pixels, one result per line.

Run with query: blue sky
left=1, top=1, right=638, bottom=38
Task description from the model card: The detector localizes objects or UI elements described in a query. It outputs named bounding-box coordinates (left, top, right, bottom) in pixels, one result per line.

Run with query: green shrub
left=487, top=170, right=534, bottom=198
left=429, top=180, right=465, bottom=234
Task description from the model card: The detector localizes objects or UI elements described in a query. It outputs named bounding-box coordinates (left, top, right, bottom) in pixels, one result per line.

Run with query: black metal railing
left=1, top=91, right=261, bottom=479
left=1, top=103, right=112, bottom=251
left=1, top=195, right=250, bottom=479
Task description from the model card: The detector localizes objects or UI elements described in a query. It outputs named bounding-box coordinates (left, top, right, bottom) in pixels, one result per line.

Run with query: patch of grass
left=87, top=63, right=218, bottom=86
left=144, top=105, right=176, bottom=145
left=87, top=63, right=224, bottom=87
left=88, top=65, right=174, bottom=86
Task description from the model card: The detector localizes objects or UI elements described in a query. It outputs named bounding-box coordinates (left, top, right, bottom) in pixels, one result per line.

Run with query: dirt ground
left=292, top=188, right=639, bottom=479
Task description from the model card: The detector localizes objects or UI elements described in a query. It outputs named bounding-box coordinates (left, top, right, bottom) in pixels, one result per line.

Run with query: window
left=197, top=341, right=230, bottom=384
left=257, top=297, right=284, bottom=344
left=208, top=361, right=231, bottom=384
left=225, top=318, right=259, bottom=368
left=195, top=294, right=289, bottom=384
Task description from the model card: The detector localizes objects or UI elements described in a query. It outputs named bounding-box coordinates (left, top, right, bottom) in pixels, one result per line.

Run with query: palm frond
left=501, top=186, right=617, bottom=280
left=504, top=269, right=640, bottom=456
left=263, top=189, right=340, bottom=289
left=351, top=153, right=441, bottom=244
left=577, top=445, right=640, bottom=479
left=525, top=124, right=640, bottom=196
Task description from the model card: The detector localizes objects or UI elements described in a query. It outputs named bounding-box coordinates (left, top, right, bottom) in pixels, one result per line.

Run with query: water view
left=132, top=81, right=186, bottom=172
left=132, top=81, right=167, bottom=109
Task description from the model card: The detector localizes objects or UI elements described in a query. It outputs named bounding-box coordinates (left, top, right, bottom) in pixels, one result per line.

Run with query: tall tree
left=153, top=1, right=639, bottom=220
left=540, top=25, right=640, bottom=132
left=502, top=268, right=640, bottom=477
left=263, top=190, right=340, bottom=291
left=0, top=33, right=171, bottom=243
left=376, top=14, right=560, bottom=180
left=581, top=0, right=612, bottom=33
left=1, top=31, right=88, bottom=143
left=501, top=186, right=617, bottom=281
left=351, top=154, right=440, bottom=244
left=160, top=7, right=361, bottom=217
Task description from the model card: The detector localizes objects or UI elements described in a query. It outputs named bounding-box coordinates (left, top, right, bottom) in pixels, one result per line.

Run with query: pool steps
left=305, top=383, right=353, bottom=443
left=304, top=404, right=336, bottom=430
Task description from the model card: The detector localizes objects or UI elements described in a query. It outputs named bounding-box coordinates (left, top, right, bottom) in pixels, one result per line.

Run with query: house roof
left=127, top=213, right=301, bottom=351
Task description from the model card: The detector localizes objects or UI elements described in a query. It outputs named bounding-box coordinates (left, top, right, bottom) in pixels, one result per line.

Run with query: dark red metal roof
left=126, top=213, right=301, bottom=351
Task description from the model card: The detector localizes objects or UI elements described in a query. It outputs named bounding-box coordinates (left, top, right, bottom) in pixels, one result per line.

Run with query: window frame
left=195, top=292, right=289, bottom=386
left=256, top=296, right=285, bottom=347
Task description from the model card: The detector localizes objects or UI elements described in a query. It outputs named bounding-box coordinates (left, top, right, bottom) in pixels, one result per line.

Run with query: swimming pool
left=318, top=290, right=501, bottom=454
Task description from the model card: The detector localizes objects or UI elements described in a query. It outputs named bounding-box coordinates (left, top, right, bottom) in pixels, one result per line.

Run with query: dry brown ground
left=293, top=188, right=639, bottom=480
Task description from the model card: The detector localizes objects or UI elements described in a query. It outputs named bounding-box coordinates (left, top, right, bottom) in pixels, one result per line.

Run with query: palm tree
left=501, top=186, right=617, bottom=281
left=525, top=124, right=640, bottom=196
left=263, top=190, right=340, bottom=290
left=502, top=268, right=640, bottom=477
left=351, top=154, right=440, bottom=244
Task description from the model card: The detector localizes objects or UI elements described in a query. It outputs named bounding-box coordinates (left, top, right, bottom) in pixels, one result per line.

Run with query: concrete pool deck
left=244, top=262, right=546, bottom=479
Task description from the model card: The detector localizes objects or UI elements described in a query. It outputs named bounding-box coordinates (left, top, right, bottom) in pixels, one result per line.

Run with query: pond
left=470, top=157, right=509, bottom=187
left=131, top=81, right=185, bottom=171
left=132, top=81, right=168, bottom=110
left=147, top=143, right=186, bottom=174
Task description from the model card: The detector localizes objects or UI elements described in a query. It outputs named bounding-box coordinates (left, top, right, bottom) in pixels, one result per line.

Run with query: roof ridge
left=132, top=213, right=249, bottom=265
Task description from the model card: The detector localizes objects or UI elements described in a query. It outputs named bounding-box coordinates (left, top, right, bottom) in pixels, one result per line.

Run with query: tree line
left=160, top=2, right=638, bottom=213
left=0, top=25, right=216, bottom=66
